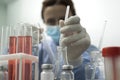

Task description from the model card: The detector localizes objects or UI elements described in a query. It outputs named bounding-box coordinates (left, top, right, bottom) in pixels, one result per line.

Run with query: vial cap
left=41, top=64, right=53, bottom=69
left=102, top=46, right=120, bottom=57
left=62, top=65, right=73, bottom=70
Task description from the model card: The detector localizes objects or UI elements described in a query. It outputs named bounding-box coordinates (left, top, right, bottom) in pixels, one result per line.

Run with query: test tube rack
left=0, top=53, right=39, bottom=80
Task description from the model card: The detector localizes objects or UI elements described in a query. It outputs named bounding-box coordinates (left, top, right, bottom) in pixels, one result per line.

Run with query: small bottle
left=41, top=64, right=54, bottom=80
left=61, top=65, right=74, bottom=80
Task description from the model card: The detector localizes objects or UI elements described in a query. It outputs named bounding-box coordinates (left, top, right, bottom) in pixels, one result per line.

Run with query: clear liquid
left=60, top=71, right=74, bottom=80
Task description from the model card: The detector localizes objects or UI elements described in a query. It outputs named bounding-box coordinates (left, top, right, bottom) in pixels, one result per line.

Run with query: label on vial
left=41, top=73, right=54, bottom=80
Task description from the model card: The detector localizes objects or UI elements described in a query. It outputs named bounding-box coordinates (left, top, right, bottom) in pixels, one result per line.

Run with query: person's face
left=43, top=5, right=72, bottom=26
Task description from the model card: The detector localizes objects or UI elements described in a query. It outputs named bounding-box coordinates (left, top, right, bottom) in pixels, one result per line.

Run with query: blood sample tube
left=8, top=36, right=17, bottom=80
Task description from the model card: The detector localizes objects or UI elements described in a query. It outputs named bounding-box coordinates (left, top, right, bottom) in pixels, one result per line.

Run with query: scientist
left=33, top=0, right=99, bottom=80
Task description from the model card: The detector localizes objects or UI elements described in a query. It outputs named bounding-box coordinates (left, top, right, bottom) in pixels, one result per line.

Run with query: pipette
left=65, top=6, right=70, bottom=22
left=60, top=5, right=70, bottom=65
left=98, top=20, right=107, bottom=50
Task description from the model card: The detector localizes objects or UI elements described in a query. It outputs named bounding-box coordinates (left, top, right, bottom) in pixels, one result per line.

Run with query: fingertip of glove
left=65, top=15, right=80, bottom=25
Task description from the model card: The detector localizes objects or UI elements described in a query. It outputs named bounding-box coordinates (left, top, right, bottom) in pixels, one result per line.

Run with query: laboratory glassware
left=55, top=46, right=68, bottom=80
left=41, top=64, right=54, bottom=80
left=8, top=26, right=17, bottom=80
left=24, top=25, right=32, bottom=80
left=16, top=24, right=32, bottom=80
left=85, top=51, right=96, bottom=80
left=0, top=27, right=4, bottom=55
left=60, top=65, right=74, bottom=80
left=0, top=26, right=9, bottom=55
left=85, top=51, right=105, bottom=80
left=57, top=46, right=68, bottom=65
left=0, top=71, right=4, bottom=80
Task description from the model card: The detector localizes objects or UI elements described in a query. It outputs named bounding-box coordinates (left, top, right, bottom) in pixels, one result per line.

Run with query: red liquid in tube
left=17, top=36, right=25, bottom=80
left=8, top=36, right=17, bottom=80
left=17, top=36, right=25, bottom=53
left=9, top=36, right=32, bottom=80
left=17, top=36, right=32, bottom=80
left=24, top=36, right=32, bottom=80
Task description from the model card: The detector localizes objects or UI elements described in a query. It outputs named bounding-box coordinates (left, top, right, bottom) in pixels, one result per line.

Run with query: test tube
left=0, top=26, right=9, bottom=55
left=12, top=24, right=24, bottom=80
left=4, top=27, right=9, bottom=55
left=16, top=24, right=32, bottom=80
left=8, top=26, right=17, bottom=80
left=0, top=27, right=4, bottom=55
left=24, top=25, right=32, bottom=80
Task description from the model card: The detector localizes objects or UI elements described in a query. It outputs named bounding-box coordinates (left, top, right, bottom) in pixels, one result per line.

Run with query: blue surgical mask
left=46, top=25, right=60, bottom=45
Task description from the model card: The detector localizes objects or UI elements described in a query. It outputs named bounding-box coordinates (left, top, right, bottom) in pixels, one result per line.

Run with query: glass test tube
left=16, top=24, right=32, bottom=80
left=8, top=26, right=17, bottom=80
left=5, top=27, right=9, bottom=55
left=24, top=25, right=32, bottom=80
left=0, top=27, right=3, bottom=55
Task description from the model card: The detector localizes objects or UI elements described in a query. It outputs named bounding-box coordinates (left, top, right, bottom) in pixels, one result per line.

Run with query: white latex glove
left=20, top=23, right=43, bottom=45
left=59, top=16, right=90, bottom=66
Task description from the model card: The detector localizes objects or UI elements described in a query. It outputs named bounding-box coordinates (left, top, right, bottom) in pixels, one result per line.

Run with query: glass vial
left=60, top=65, right=74, bottom=80
left=41, top=64, right=54, bottom=80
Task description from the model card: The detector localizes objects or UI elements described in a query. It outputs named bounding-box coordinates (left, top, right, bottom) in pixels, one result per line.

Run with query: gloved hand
left=59, top=16, right=90, bottom=65
left=19, top=23, right=43, bottom=45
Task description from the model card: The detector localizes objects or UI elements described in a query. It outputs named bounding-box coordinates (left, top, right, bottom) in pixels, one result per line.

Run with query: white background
left=0, top=0, right=120, bottom=49
left=0, top=4, right=6, bottom=26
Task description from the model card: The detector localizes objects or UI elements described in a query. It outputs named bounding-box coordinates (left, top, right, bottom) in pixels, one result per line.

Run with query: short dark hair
left=41, top=0, right=76, bottom=20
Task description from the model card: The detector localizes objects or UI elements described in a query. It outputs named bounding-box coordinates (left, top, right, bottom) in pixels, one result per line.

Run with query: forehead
left=43, top=5, right=66, bottom=19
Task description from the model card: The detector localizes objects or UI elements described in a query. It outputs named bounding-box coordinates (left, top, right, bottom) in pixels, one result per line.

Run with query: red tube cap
left=102, top=46, right=120, bottom=57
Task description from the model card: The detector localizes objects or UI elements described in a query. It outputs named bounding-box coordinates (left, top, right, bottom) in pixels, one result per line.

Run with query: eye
left=59, top=16, right=65, bottom=20
left=46, top=18, right=56, bottom=25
